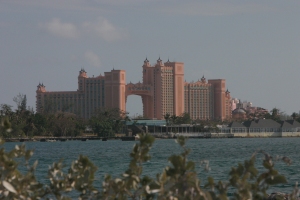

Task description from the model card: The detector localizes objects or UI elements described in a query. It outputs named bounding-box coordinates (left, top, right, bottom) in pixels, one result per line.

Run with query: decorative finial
left=201, top=75, right=206, bottom=83
left=144, top=57, right=149, bottom=62
left=157, top=56, right=162, bottom=62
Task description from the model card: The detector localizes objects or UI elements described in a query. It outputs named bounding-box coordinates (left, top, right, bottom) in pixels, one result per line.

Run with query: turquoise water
left=4, top=138, right=300, bottom=194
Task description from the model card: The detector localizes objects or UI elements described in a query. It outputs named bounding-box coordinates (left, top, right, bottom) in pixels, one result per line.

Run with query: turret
left=143, top=57, right=150, bottom=67
left=225, top=89, right=230, bottom=97
left=156, top=57, right=163, bottom=66
left=78, top=68, right=88, bottom=91
left=201, top=75, right=206, bottom=83
left=36, top=83, right=46, bottom=93
left=78, top=68, right=88, bottom=78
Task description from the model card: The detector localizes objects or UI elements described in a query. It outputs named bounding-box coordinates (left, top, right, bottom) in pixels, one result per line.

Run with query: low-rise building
left=226, top=119, right=300, bottom=137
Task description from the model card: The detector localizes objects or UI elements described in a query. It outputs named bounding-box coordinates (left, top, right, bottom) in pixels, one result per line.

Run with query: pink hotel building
left=36, top=58, right=232, bottom=120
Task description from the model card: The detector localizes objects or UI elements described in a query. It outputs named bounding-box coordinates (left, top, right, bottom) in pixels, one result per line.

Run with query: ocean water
left=3, top=137, right=300, bottom=195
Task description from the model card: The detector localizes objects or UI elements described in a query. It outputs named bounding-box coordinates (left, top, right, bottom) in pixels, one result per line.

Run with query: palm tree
left=171, top=115, right=178, bottom=125
left=123, top=115, right=131, bottom=135
left=170, top=115, right=178, bottom=133
left=291, top=112, right=299, bottom=120
left=164, top=113, right=170, bottom=133
left=270, top=108, right=281, bottom=122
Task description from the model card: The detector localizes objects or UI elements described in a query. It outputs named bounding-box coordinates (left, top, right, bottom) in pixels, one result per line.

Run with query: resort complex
left=36, top=57, right=232, bottom=120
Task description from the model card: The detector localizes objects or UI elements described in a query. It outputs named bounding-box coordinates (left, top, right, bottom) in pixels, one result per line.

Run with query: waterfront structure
left=225, top=119, right=300, bottom=137
left=232, top=99, right=247, bottom=120
left=36, top=57, right=230, bottom=120
left=232, top=108, right=247, bottom=120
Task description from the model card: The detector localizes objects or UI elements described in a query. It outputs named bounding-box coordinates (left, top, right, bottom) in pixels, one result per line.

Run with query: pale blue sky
left=1, top=0, right=300, bottom=116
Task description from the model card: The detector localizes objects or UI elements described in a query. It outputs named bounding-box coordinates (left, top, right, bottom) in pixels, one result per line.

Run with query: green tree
left=89, top=108, right=127, bottom=137
left=32, top=113, right=48, bottom=136
left=91, top=120, right=113, bottom=137
left=0, top=104, right=13, bottom=117
left=164, top=113, right=171, bottom=133
left=270, top=107, right=281, bottom=122
left=291, top=112, right=299, bottom=120
left=52, top=112, right=78, bottom=137
left=164, top=113, right=170, bottom=126
left=169, top=114, right=177, bottom=125
left=176, top=112, right=191, bottom=124
left=13, top=93, right=27, bottom=112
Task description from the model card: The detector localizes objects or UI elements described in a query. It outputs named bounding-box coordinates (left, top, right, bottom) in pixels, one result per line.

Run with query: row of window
left=230, top=128, right=300, bottom=133
left=43, top=93, right=81, bottom=98
left=84, top=80, right=105, bottom=84
left=128, top=87, right=151, bottom=91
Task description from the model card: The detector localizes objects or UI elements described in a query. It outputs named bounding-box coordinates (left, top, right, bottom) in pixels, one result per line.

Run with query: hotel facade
left=36, top=58, right=231, bottom=120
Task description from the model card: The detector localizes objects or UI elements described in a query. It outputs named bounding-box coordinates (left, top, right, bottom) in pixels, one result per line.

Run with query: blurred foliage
left=0, top=117, right=299, bottom=200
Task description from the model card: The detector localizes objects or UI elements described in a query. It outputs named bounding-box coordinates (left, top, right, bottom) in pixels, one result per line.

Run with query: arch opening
left=126, top=95, right=143, bottom=118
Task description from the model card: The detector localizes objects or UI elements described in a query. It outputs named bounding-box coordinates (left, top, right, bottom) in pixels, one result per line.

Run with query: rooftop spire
left=201, top=75, right=206, bottom=83
left=157, top=56, right=162, bottom=62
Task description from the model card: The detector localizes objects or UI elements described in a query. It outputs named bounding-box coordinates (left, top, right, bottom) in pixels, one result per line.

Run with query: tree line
left=236, top=107, right=300, bottom=123
left=0, top=94, right=128, bottom=138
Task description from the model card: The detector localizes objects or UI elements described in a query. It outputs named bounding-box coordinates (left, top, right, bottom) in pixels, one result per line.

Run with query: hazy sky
left=1, top=0, right=300, bottom=116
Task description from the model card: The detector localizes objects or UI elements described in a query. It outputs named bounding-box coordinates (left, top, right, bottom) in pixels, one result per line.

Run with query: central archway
left=125, top=82, right=153, bottom=119
left=126, top=95, right=143, bottom=118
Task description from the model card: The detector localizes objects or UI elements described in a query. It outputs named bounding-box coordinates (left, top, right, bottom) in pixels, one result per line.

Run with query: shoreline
left=3, top=134, right=300, bottom=142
